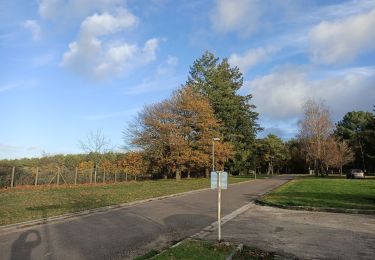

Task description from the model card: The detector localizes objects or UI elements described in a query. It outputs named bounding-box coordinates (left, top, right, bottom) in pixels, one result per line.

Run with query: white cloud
left=247, top=66, right=375, bottom=121
left=229, top=46, right=278, bottom=73
left=38, top=0, right=122, bottom=21
left=62, top=10, right=160, bottom=79
left=80, top=9, right=138, bottom=37
left=23, top=20, right=41, bottom=41
left=309, top=8, right=375, bottom=64
left=211, top=0, right=262, bottom=36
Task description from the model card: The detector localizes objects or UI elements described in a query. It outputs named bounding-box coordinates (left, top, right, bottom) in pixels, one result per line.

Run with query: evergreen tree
left=336, top=111, right=375, bottom=172
left=187, top=51, right=260, bottom=174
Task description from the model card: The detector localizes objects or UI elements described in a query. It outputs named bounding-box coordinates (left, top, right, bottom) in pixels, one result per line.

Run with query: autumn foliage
left=126, top=85, right=234, bottom=180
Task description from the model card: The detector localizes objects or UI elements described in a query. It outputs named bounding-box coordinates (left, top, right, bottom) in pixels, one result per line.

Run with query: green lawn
left=261, top=178, right=375, bottom=210
left=0, top=176, right=252, bottom=226
left=141, top=240, right=234, bottom=260
left=135, top=240, right=274, bottom=260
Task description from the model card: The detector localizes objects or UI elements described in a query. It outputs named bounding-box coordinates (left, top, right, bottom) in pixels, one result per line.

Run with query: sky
left=1, top=0, right=375, bottom=159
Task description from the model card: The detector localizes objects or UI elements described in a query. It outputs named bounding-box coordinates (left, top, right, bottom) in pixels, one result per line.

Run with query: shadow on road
left=11, top=229, right=41, bottom=260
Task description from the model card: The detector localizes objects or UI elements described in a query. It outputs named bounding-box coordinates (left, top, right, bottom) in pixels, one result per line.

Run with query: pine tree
left=187, top=51, right=260, bottom=174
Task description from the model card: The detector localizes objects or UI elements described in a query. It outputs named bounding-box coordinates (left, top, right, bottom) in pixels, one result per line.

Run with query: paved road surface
left=0, top=176, right=290, bottom=260
left=207, top=203, right=375, bottom=259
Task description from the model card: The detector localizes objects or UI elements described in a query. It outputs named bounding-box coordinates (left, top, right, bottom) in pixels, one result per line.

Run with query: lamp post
left=212, top=137, right=221, bottom=241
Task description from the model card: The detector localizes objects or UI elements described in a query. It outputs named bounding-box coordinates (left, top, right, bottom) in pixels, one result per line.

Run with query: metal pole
left=218, top=171, right=222, bottom=242
left=212, top=141, right=215, bottom=172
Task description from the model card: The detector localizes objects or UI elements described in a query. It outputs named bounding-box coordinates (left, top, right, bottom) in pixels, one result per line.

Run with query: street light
left=212, top=137, right=221, bottom=242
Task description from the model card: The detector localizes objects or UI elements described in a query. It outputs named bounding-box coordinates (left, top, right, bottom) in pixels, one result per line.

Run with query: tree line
left=1, top=52, right=374, bottom=185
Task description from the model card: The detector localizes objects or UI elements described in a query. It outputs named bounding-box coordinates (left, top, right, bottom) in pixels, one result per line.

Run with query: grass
left=135, top=240, right=274, bottom=260
left=261, top=177, right=375, bottom=210
left=0, top=176, right=253, bottom=226
left=139, top=240, right=235, bottom=260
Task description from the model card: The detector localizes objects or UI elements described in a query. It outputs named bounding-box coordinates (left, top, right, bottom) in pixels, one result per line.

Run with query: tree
left=285, top=139, right=306, bottom=174
left=256, top=135, right=289, bottom=174
left=187, top=51, right=260, bottom=174
left=335, top=140, right=355, bottom=175
left=336, top=111, right=375, bottom=172
left=118, top=151, right=146, bottom=181
left=125, top=85, right=233, bottom=180
left=79, top=129, right=112, bottom=183
left=298, top=100, right=333, bottom=175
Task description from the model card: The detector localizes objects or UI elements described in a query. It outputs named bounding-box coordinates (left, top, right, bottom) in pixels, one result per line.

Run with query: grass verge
left=135, top=240, right=274, bottom=260
left=259, top=178, right=375, bottom=211
left=0, top=176, right=254, bottom=226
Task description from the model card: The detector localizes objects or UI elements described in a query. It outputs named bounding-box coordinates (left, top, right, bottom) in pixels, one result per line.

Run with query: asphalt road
left=0, top=176, right=290, bottom=260
left=207, top=203, right=375, bottom=259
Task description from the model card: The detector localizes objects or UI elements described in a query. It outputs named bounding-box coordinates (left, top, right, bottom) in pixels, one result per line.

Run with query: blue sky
left=1, top=0, right=375, bottom=159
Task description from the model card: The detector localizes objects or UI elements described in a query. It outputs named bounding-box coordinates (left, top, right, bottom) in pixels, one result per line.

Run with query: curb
left=255, top=199, right=375, bottom=215
left=226, top=243, right=243, bottom=260
left=0, top=178, right=256, bottom=234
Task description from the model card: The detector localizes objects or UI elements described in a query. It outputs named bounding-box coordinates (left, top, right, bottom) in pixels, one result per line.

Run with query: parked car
left=346, top=169, right=365, bottom=179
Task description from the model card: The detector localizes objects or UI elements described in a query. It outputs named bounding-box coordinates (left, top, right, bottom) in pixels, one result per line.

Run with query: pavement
left=206, top=203, right=375, bottom=260
left=0, top=175, right=291, bottom=260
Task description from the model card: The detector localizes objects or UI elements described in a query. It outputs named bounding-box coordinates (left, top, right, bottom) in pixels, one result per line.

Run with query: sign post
left=218, top=171, right=221, bottom=241
left=211, top=171, right=227, bottom=242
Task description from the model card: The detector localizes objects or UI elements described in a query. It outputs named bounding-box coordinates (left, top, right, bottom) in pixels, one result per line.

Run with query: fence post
left=35, top=167, right=39, bottom=186
left=11, top=166, right=15, bottom=188
left=57, top=167, right=60, bottom=185
left=75, top=167, right=78, bottom=185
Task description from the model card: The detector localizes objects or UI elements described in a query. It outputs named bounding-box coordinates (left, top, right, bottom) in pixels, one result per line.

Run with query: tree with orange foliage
left=119, top=151, right=147, bottom=181
left=126, top=85, right=233, bottom=180
left=79, top=161, right=94, bottom=183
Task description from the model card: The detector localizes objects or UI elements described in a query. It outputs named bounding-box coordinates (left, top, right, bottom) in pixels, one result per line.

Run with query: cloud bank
left=61, top=9, right=160, bottom=79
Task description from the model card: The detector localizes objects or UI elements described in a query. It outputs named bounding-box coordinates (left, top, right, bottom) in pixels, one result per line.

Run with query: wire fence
left=0, top=166, right=146, bottom=189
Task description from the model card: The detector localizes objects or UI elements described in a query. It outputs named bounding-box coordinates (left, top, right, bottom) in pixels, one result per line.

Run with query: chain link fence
left=0, top=166, right=144, bottom=189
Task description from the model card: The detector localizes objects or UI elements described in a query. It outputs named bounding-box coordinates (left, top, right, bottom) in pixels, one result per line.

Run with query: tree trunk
left=205, top=168, right=209, bottom=178
left=187, top=169, right=191, bottom=179
left=126, top=172, right=128, bottom=182
left=94, top=166, right=97, bottom=183
left=90, top=168, right=93, bottom=184
left=176, top=169, right=181, bottom=181
left=114, top=172, right=117, bottom=183
left=358, top=138, right=366, bottom=172
left=103, top=169, right=106, bottom=183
